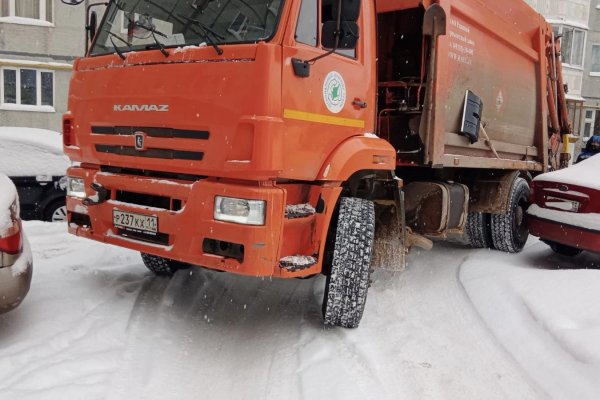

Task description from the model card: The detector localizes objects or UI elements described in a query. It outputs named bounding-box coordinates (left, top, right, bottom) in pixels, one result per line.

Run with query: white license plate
left=545, top=196, right=580, bottom=212
left=113, top=210, right=158, bottom=234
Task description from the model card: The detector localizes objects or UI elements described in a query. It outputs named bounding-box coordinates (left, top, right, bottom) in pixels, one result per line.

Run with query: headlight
left=214, top=196, right=266, bottom=225
left=67, top=177, right=86, bottom=199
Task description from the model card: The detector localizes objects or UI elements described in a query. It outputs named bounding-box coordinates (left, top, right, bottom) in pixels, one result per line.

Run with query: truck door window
left=320, top=0, right=356, bottom=58
left=90, top=0, right=284, bottom=57
left=295, top=0, right=318, bottom=46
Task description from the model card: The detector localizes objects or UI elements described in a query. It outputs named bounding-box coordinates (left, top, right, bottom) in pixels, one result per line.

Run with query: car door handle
left=352, top=99, right=367, bottom=109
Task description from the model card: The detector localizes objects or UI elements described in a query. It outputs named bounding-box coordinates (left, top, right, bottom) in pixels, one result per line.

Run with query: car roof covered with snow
left=534, top=153, right=600, bottom=191
left=0, top=127, right=70, bottom=178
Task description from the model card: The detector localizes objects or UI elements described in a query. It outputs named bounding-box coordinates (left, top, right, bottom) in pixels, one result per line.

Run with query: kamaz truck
left=63, top=0, right=572, bottom=327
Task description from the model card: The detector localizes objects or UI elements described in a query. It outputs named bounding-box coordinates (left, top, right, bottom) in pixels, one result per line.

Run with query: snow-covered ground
left=1, top=222, right=599, bottom=400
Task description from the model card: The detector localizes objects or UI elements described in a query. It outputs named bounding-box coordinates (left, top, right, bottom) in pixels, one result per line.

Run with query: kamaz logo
left=113, top=104, right=169, bottom=112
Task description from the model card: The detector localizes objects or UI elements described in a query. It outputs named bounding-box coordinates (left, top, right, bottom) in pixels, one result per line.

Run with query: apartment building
left=0, top=1, right=86, bottom=132
left=581, top=1, right=600, bottom=146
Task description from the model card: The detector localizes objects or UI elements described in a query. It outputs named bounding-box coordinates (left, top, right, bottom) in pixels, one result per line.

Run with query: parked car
left=575, top=135, right=600, bottom=164
left=527, top=154, right=600, bottom=256
left=0, top=128, right=70, bottom=222
left=0, top=173, right=33, bottom=314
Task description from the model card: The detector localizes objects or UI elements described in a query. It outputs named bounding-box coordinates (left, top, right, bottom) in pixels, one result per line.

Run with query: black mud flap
left=461, top=90, right=483, bottom=144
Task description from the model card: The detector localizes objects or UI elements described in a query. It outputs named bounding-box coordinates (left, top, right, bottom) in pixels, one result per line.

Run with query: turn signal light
left=63, top=115, right=74, bottom=146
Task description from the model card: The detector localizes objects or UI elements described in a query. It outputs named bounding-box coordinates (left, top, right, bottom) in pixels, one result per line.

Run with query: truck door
left=280, top=0, right=376, bottom=181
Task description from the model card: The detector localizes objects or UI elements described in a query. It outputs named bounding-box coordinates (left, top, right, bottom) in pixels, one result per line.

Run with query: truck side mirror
left=321, top=21, right=359, bottom=50
left=87, top=11, right=98, bottom=43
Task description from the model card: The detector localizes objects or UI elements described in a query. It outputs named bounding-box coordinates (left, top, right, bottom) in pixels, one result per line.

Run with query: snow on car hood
left=0, top=173, right=18, bottom=235
left=0, top=127, right=70, bottom=177
left=534, top=154, right=600, bottom=190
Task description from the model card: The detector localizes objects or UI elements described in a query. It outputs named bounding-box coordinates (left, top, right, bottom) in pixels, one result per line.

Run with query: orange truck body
left=64, top=0, right=567, bottom=277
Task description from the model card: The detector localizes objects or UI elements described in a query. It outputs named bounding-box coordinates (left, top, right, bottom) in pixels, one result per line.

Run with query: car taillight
left=63, top=115, right=74, bottom=146
left=0, top=201, right=22, bottom=255
left=0, top=223, right=22, bottom=255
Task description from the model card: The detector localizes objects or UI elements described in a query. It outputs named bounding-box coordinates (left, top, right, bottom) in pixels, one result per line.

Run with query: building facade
left=525, top=0, right=600, bottom=161
left=0, top=1, right=87, bottom=132
left=581, top=1, right=600, bottom=148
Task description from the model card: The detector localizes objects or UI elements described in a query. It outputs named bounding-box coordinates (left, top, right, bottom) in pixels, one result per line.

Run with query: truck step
left=285, top=203, right=316, bottom=219
left=279, top=255, right=317, bottom=272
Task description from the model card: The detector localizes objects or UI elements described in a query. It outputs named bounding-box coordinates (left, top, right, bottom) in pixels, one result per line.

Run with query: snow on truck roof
left=0, top=127, right=70, bottom=178
left=534, top=154, right=600, bottom=191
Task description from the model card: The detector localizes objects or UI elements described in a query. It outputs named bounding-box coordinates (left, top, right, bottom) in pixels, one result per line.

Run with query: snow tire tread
left=323, top=197, right=375, bottom=329
left=140, top=253, right=186, bottom=276
left=465, top=212, right=492, bottom=249
left=490, top=178, right=530, bottom=253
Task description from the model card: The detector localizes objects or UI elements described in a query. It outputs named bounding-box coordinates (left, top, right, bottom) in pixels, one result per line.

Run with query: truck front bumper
left=67, top=168, right=296, bottom=276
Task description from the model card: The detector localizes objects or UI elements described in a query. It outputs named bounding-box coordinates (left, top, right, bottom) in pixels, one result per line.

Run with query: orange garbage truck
left=63, top=0, right=571, bottom=327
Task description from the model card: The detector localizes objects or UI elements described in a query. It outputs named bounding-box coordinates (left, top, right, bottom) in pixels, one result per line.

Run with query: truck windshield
left=90, top=0, right=284, bottom=56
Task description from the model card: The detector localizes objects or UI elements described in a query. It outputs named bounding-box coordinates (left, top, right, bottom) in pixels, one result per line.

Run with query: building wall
left=577, top=1, right=600, bottom=158
left=582, top=3, right=600, bottom=104
left=0, top=2, right=87, bottom=132
left=525, top=0, right=592, bottom=162
left=525, top=0, right=590, bottom=26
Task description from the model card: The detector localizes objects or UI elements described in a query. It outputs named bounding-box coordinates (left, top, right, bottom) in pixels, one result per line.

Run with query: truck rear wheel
left=465, top=212, right=493, bottom=248
left=322, top=197, right=375, bottom=328
left=140, top=253, right=189, bottom=276
left=490, top=178, right=530, bottom=253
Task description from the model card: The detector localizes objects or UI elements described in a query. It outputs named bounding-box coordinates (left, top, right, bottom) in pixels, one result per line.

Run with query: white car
left=0, top=173, right=33, bottom=314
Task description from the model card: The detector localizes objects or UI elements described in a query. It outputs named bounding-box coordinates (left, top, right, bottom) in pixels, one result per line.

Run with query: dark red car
left=527, top=154, right=600, bottom=256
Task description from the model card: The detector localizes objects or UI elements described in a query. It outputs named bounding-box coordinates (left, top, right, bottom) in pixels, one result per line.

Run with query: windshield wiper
left=104, top=30, right=131, bottom=60
left=178, top=14, right=224, bottom=55
left=134, top=21, right=170, bottom=57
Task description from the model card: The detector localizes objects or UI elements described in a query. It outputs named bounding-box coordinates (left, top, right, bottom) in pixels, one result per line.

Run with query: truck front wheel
left=140, top=253, right=189, bottom=276
left=322, top=197, right=375, bottom=328
left=490, top=178, right=530, bottom=253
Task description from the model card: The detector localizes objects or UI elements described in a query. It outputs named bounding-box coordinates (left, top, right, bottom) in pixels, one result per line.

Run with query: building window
left=554, top=25, right=586, bottom=67
left=1, top=67, right=54, bottom=111
left=584, top=109, right=596, bottom=139
left=591, top=45, right=600, bottom=76
left=0, top=0, right=53, bottom=24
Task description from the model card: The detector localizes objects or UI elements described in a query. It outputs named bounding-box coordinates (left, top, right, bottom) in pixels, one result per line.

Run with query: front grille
left=118, top=229, right=170, bottom=246
left=116, top=190, right=174, bottom=210
left=92, top=126, right=210, bottom=140
left=95, top=145, right=203, bottom=161
left=101, top=166, right=203, bottom=182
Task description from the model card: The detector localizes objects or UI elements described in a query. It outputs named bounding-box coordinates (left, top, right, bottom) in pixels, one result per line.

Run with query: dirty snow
left=279, top=255, right=317, bottom=267
left=1, top=223, right=599, bottom=399
left=527, top=204, right=600, bottom=231
left=534, top=154, right=600, bottom=190
left=285, top=203, right=316, bottom=217
left=0, top=127, right=70, bottom=177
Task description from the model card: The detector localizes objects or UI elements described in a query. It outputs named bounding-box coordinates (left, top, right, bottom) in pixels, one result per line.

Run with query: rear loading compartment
left=375, top=0, right=548, bottom=172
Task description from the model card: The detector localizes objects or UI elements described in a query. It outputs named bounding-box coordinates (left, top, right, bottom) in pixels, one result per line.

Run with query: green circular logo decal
left=323, top=71, right=346, bottom=114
